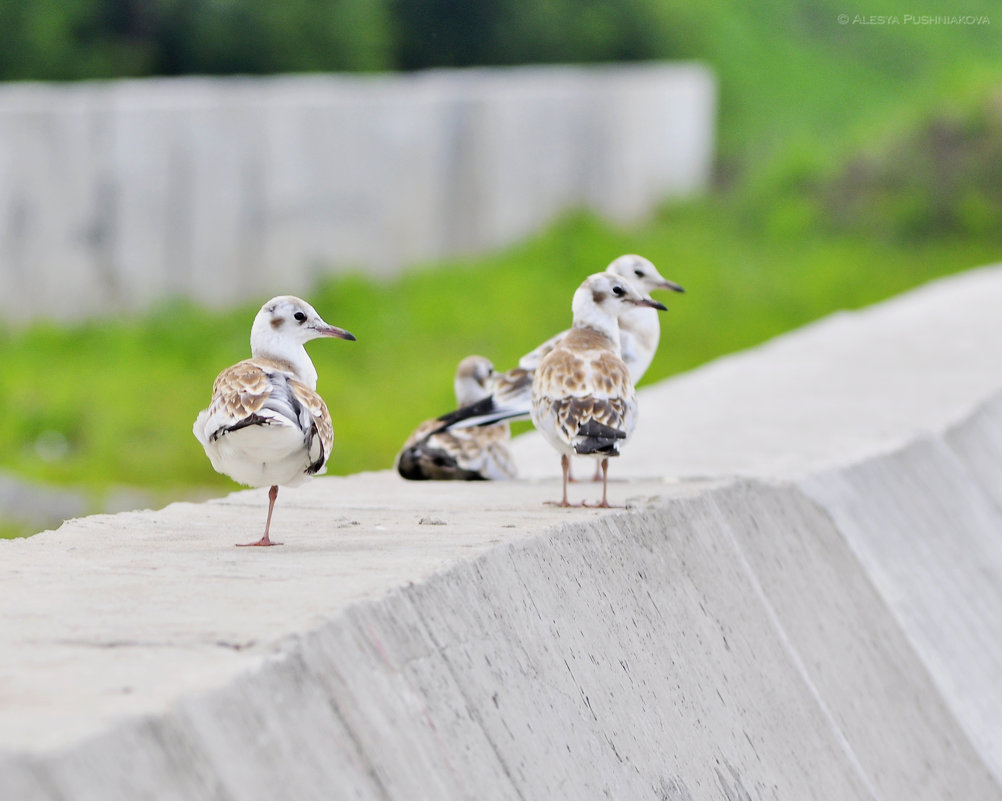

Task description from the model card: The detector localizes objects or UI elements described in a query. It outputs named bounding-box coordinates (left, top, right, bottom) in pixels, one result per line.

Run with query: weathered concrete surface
left=3, top=265, right=1002, bottom=799
left=801, top=414, right=1002, bottom=787
left=0, top=64, right=715, bottom=324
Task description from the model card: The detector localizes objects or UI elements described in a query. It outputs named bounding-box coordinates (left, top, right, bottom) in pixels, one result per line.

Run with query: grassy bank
left=2, top=192, right=1000, bottom=511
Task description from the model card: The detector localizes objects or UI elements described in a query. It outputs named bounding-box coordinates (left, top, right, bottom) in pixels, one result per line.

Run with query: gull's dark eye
left=612, top=285, right=626, bottom=297
left=293, top=311, right=307, bottom=323
left=634, top=269, right=645, bottom=278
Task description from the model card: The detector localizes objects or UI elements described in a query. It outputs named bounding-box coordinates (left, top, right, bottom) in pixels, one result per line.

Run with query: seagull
left=434, top=255, right=682, bottom=478
left=193, top=295, right=355, bottom=546
left=521, top=254, right=683, bottom=383
left=531, top=273, right=666, bottom=507
left=396, top=356, right=517, bottom=481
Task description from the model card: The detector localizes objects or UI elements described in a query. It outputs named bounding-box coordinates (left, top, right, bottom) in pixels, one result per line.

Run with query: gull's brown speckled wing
left=197, top=357, right=333, bottom=474
left=206, top=359, right=273, bottom=423
left=531, top=327, right=637, bottom=455
left=493, top=367, right=532, bottom=406
left=289, top=377, right=334, bottom=474
left=399, top=418, right=444, bottom=452
left=545, top=395, right=631, bottom=451
left=396, top=419, right=516, bottom=481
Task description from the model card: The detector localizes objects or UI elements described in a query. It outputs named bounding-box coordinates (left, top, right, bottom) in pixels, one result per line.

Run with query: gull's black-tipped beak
left=660, top=278, right=685, bottom=293
left=635, top=297, right=669, bottom=311
left=319, top=324, right=356, bottom=341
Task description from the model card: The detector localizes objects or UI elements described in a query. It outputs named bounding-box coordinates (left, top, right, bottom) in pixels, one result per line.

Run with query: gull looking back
left=531, top=272, right=667, bottom=507
left=193, top=295, right=355, bottom=546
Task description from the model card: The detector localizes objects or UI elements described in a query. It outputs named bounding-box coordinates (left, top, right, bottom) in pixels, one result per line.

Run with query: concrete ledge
left=3, top=266, right=1002, bottom=798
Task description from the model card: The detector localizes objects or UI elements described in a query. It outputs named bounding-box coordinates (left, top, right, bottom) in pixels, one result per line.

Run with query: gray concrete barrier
left=2, top=265, right=1001, bottom=799
left=0, top=64, right=715, bottom=323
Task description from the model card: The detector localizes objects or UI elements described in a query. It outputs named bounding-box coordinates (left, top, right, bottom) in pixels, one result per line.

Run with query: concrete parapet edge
left=2, top=460, right=1001, bottom=799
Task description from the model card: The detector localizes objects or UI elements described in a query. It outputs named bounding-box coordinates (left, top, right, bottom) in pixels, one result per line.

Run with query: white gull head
left=570, top=273, right=667, bottom=349
left=605, top=255, right=685, bottom=382
left=453, top=355, right=496, bottom=406
left=606, top=254, right=684, bottom=295
left=249, top=295, right=355, bottom=389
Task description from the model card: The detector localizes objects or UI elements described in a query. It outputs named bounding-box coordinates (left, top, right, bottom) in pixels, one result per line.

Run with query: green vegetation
left=0, top=0, right=690, bottom=81
left=2, top=193, right=999, bottom=508
left=0, top=0, right=393, bottom=79
left=3, top=1, right=1002, bottom=539
left=0, top=521, right=33, bottom=540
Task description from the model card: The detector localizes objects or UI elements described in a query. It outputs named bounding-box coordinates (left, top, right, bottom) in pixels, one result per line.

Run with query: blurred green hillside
left=3, top=0, right=999, bottom=175
left=2, top=0, right=1002, bottom=534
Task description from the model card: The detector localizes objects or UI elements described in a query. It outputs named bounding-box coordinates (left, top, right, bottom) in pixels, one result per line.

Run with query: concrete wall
left=0, top=64, right=715, bottom=323
left=2, top=265, right=1001, bottom=799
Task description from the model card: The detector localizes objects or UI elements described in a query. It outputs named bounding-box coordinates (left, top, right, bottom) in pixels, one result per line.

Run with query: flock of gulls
left=193, top=255, right=684, bottom=546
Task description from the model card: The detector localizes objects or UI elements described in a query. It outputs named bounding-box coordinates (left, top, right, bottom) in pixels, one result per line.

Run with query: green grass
left=667, top=0, right=1002, bottom=181
left=2, top=195, right=999, bottom=511
left=0, top=521, right=36, bottom=540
